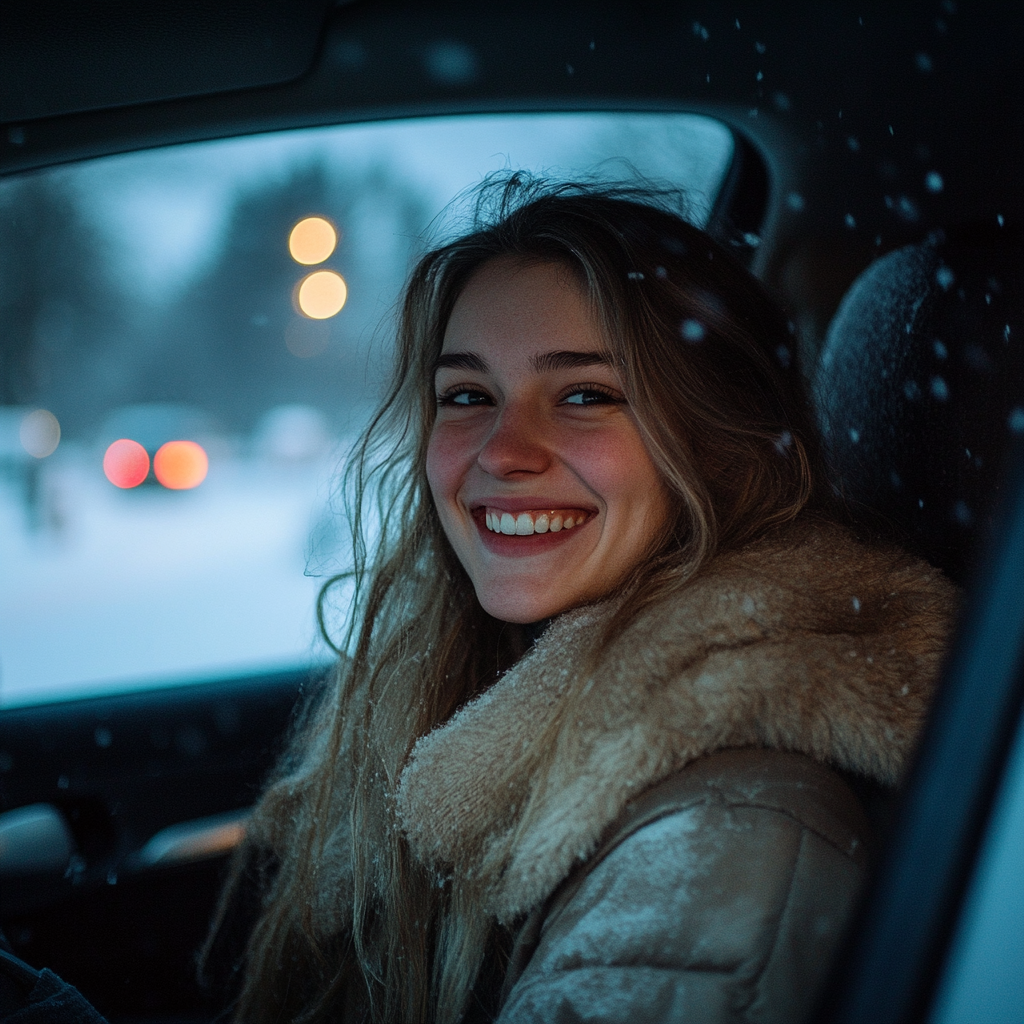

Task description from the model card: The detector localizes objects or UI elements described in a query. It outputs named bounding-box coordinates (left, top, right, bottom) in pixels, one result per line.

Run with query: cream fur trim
left=396, top=520, right=956, bottom=923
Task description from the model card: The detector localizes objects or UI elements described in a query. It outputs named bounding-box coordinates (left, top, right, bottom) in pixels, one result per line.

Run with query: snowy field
left=0, top=440, right=351, bottom=707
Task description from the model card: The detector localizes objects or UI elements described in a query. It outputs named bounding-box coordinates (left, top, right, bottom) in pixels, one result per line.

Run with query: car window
left=929, top=702, right=1024, bottom=1023
left=0, top=112, right=733, bottom=707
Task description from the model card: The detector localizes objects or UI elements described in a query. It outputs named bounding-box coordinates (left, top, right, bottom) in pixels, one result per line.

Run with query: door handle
left=0, top=804, right=75, bottom=876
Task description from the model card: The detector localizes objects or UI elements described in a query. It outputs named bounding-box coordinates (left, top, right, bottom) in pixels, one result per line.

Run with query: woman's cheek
left=426, top=423, right=473, bottom=505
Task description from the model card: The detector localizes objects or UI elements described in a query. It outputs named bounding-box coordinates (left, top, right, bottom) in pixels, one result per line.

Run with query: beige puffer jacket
left=397, top=520, right=956, bottom=1023
left=497, top=747, right=869, bottom=1022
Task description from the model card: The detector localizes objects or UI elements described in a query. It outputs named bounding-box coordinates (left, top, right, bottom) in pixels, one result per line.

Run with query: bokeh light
left=104, top=439, right=150, bottom=488
left=297, top=270, right=347, bottom=319
left=19, top=409, right=61, bottom=458
left=154, top=440, right=208, bottom=490
left=288, top=217, right=337, bottom=265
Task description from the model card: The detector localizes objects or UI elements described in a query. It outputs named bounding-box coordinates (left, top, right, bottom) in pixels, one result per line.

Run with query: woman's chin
left=476, top=589, right=571, bottom=625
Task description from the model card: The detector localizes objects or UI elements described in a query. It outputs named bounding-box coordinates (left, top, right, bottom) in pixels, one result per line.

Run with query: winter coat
left=396, top=519, right=957, bottom=1023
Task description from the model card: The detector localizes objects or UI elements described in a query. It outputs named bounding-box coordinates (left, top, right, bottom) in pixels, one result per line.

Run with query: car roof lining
left=1, top=0, right=1020, bottom=358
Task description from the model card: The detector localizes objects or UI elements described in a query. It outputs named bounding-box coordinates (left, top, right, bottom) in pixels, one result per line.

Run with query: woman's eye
left=438, top=388, right=491, bottom=406
left=561, top=386, right=622, bottom=406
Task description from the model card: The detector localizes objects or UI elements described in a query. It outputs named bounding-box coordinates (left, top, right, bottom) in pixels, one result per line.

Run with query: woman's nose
left=476, top=403, right=551, bottom=478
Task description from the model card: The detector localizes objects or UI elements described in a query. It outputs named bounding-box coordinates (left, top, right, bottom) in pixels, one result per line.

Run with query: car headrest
left=814, top=228, right=1023, bottom=585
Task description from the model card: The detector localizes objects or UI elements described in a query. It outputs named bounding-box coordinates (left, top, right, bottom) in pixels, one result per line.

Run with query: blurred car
left=0, top=2, right=1021, bottom=1022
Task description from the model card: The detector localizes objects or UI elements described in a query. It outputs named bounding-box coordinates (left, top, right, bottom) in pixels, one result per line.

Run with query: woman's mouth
left=482, top=507, right=591, bottom=535
left=469, top=505, right=596, bottom=554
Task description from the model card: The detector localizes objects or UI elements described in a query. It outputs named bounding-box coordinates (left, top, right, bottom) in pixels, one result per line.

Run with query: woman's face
left=426, top=258, right=673, bottom=623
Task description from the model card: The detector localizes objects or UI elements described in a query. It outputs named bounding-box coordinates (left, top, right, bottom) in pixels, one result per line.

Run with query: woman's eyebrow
left=531, top=350, right=611, bottom=372
left=434, top=352, right=488, bottom=373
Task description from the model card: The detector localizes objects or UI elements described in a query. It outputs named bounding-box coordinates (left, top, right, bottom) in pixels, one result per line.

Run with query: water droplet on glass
left=774, top=430, right=793, bottom=453
left=681, top=319, right=706, bottom=343
left=897, top=195, right=920, bottom=222
left=952, top=501, right=974, bottom=527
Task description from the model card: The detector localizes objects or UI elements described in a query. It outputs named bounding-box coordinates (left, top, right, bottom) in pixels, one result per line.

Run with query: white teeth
left=484, top=508, right=585, bottom=535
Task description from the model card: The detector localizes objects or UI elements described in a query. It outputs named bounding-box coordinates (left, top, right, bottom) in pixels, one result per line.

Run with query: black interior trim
left=0, top=667, right=314, bottom=917
left=706, top=132, right=771, bottom=263
left=0, top=0, right=337, bottom=122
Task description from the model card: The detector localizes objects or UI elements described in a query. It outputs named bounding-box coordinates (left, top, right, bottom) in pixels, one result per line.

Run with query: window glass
left=930, top=707, right=1024, bottom=1024
left=0, top=113, right=733, bottom=707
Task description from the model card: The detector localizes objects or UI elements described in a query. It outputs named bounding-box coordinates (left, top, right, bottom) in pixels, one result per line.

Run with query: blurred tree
left=139, top=161, right=428, bottom=433
left=0, top=173, right=123, bottom=424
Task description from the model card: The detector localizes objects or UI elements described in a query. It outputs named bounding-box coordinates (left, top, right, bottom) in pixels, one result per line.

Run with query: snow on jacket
left=396, top=518, right=957, bottom=1022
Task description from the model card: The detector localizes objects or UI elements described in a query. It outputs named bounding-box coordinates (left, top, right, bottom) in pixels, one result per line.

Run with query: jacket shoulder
left=498, top=748, right=871, bottom=1024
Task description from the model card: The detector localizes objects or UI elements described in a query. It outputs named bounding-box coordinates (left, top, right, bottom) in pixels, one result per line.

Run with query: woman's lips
left=470, top=505, right=595, bottom=553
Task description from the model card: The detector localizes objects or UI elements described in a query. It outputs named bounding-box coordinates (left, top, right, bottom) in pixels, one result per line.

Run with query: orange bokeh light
left=288, top=216, right=337, bottom=265
left=104, top=439, right=150, bottom=488
left=154, top=440, right=208, bottom=490
left=296, top=269, right=347, bottom=319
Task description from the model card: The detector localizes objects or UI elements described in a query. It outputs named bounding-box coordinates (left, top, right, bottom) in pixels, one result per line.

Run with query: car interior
left=1, top=2, right=1022, bottom=1022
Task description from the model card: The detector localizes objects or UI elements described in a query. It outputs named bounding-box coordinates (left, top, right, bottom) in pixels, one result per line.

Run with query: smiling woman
left=207, top=177, right=957, bottom=1024
left=428, top=260, right=672, bottom=623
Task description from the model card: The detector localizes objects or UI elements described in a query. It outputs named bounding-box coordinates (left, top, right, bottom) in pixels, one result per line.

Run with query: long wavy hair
left=203, top=176, right=827, bottom=1023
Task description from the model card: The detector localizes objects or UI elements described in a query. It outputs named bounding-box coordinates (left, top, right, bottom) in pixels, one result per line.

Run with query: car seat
left=814, top=226, right=1024, bottom=585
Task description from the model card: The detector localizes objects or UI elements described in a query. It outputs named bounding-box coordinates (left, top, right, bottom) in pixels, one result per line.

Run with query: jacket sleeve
left=496, top=799, right=865, bottom=1024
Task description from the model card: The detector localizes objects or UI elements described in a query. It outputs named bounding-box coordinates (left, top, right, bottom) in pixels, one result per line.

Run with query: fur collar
left=396, top=520, right=956, bottom=924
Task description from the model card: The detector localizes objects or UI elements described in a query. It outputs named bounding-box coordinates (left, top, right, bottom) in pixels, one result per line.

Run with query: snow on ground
left=0, top=444, right=351, bottom=707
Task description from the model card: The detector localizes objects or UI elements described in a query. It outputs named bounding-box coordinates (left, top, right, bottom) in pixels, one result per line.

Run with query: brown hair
left=205, top=175, right=827, bottom=1023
